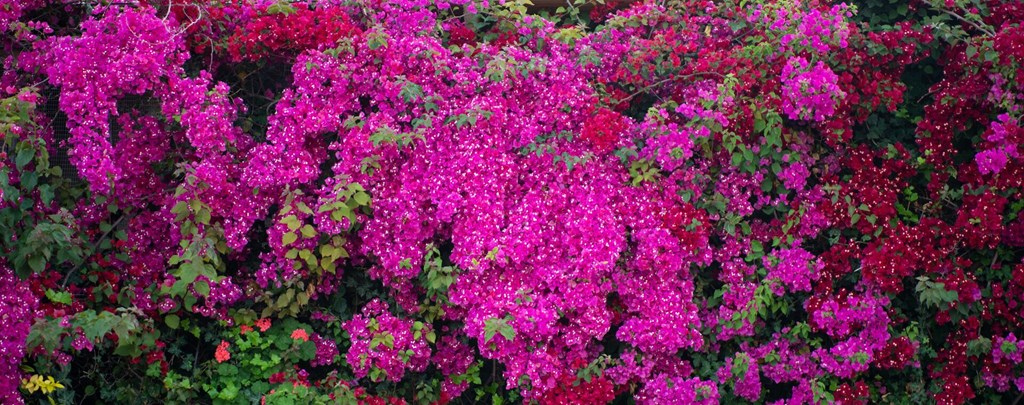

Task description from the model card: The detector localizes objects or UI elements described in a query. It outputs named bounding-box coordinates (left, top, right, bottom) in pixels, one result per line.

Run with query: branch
left=564, top=0, right=586, bottom=26
left=940, top=8, right=995, bottom=37
left=63, top=214, right=127, bottom=288
left=925, top=0, right=996, bottom=37
left=610, top=71, right=726, bottom=106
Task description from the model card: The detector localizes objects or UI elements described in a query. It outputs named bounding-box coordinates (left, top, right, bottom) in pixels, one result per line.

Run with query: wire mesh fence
left=39, top=87, right=79, bottom=182
left=38, top=89, right=156, bottom=184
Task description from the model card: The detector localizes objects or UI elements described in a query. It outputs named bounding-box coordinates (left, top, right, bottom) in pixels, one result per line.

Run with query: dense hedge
left=1, top=0, right=1023, bottom=403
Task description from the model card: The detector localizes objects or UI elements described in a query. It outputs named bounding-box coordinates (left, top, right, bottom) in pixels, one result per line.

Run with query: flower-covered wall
left=1, top=0, right=1023, bottom=403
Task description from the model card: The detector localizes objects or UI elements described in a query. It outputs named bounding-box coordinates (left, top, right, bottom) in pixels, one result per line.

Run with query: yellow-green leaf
left=282, top=232, right=298, bottom=245
left=300, top=224, right=317, bottom=238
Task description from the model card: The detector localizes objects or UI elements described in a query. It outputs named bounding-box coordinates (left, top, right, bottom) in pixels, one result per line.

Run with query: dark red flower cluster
left=581, top=108, right=627, bottom=153
left=832, top=381, right=870, bottom=405
left=915, top=46, right=994, bottom=169
left=815, top=241, right=859, bottom=294
left=994, top=26, right=1024, bottom=87
left=931, top=316, right=982, bottom=404
left=662, top=202, right=712, bottom=253
left=538, top=374, right=616, bottom=405
left=613, top=23, right=702, bottom=87
left=954, top=191, right=1008, bottom=249
left=984, top=0, right=1024, bottom=28
left=589, top=0, right=626, bottom=23
left=936, top=269, right=981, bottom=305
left=935, top=375, right=976, bottom=405
left=828, top=146, right=914, bottom=231
left=353, top=386, right=408, bottom=405
left=446, top=21, right=477, bottom=47
left=860, top=221, right=953, bottom=293
left=873, top=336, right=916, bottom=369
left=226, top=5, right=362, bottom=62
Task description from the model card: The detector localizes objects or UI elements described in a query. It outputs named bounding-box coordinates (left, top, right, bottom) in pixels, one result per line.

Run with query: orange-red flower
left=255, top=318, right=271, bottom=332
left=291, top=328, right=309, bottom=342
left=215, top=340, right=231, bottom=363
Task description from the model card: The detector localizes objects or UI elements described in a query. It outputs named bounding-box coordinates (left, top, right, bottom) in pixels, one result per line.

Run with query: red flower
left=581, top=108, right=627, bottom=153
left=447, top=22, right=476, bottom=47
left=291, top=328, right=310, bottom=342
left=539, top=374, right=615, bottom=404
left=255, top=318, right=272, bottom=332
left=215, top=340, right=231, bottom=363
left=874, top=336, right=916, bottom=369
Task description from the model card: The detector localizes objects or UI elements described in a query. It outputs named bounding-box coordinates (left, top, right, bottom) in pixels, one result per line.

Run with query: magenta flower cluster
left=342, top=300, right=432, bottom=382
left=0, top=265, right=37, bottom=403
left=780, top=56, right=845, bottom=121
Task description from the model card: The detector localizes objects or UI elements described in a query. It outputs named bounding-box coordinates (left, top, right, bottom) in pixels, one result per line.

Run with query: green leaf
left=179, top=261, right=204, bottom=284
left=38, top=185, right=54, bottom=205
left=300, top=224, right=317, bottom=238
left=967, top=337, right=991, bottom=356
left=171, top=201, right=189, bottom=221
left=165, top=314, right=181, bottom=329
left=194, top=280, right=211, bottom=297
left=276, top=289, right=295, bottom=308
left=916, top=277, right=959, bottom=308
left=266, top=2, right=297, bottom=15
left=168, top=279, right=189, bottom=297
left=45, top=289, right=72, bottom=305
left=483, top=317, right=515, bottom=343
left=367, top=32, right=388, bottom=50
left=28, top=255, right=45, bottom=273
left=498, top=324, right=515, bottom=341
left=282, top=232, right=298, bottom=245
left=20, top=171, right=38, bottom=191
left=282, top=215, right=301, bottom=231
left=353, top=191, right=371, bottom=205
left=753, top=117, right=765, bottom=133
left=195, top=209, right=211, bottom=225
left=15, top=148, right=34, bottom=169
left=77, top=310, right=119, bottom=341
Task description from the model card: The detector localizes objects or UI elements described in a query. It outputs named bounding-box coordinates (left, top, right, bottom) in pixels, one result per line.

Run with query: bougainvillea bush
left=1, top=0, right=1023, bottom=403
